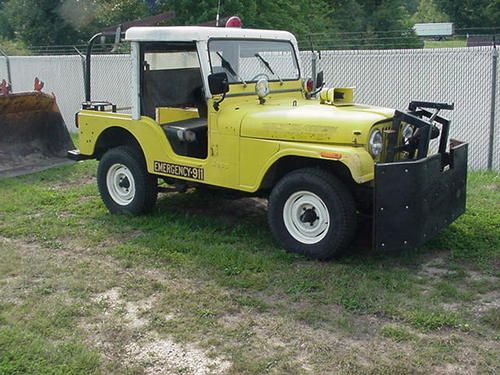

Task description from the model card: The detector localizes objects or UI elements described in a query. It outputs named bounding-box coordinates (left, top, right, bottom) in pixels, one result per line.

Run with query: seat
left=142, top=68, right=204, bottom=119
left=161, top=117, right=207, bottom=159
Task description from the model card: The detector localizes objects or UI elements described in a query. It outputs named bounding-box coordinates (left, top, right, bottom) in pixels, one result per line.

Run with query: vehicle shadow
left=153, top=189, right=439, bottom=268
left=157, top=189, right=269, bottom=226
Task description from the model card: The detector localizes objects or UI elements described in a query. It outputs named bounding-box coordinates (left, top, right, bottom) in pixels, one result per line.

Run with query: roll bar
left=85, top=33, right=103, bottom=102
left=84, top=28, right=123, bottom=103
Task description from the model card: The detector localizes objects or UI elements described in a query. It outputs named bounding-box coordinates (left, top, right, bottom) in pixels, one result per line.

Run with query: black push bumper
left=373, top=101, right=468, bottom=251
left=373, top=141, right=468, bottom=251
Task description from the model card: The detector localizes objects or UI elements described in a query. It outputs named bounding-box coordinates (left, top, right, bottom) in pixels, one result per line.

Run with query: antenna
left=216, top=0, right=222, bottom=27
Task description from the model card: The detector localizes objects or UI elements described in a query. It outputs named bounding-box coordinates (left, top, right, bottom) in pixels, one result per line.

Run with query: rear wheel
left=268, top=168, right=357, bottom=260
left=97, top=146, right=157, bottom=215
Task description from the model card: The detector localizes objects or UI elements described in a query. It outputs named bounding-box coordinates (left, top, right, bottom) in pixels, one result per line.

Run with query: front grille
left=372, top=121, right=395, bottom=162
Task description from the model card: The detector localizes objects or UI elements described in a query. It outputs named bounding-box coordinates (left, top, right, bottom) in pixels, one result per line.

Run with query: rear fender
left=77, top=111, right=170, bottom=173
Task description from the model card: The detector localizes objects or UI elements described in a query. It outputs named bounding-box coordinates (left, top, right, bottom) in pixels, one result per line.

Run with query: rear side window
left=140, top=43, right=204, bottom=118
left=144, top=51, right=200, bottom=70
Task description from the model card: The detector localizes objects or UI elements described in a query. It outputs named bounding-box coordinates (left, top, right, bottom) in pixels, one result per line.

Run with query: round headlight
left=402, top=124, right=414, bottom=141
left=369, top=129, right=383, bottom=157
left=255, top=78, right=270, bottom=99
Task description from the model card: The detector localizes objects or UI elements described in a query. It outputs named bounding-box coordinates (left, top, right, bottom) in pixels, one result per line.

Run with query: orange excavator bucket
left=0, top=78, right=75, bottom=177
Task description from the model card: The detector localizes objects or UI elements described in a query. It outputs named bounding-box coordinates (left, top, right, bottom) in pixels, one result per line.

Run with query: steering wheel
left=250, top=73, right=270, bottom=81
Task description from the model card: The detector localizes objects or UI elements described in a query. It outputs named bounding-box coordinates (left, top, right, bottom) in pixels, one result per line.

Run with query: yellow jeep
left=68, top=26, right=468, bottom=259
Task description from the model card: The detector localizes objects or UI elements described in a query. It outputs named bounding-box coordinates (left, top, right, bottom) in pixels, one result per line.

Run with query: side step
left=67, top=149, right=94, bottom=161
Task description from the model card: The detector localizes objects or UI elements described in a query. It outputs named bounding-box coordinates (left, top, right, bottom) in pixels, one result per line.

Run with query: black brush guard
left=373, top=101, right=468, bottom=251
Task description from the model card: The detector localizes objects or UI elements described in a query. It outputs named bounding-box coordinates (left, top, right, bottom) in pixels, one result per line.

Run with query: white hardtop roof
left=125, top=26, right=297, bottom=43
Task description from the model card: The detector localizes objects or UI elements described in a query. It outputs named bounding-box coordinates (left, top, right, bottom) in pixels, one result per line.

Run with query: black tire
left=267, top=168, right=357, bottom=260
left=97, top=146, right=158, bottom=215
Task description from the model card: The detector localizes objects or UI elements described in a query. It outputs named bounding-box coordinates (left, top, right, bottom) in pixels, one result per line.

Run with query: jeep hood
left=240, top=102, right=395, bottom=145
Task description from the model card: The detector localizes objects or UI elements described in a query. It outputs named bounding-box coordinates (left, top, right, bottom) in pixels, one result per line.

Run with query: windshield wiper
left=255, top=53, right=283, bottom=85
left=216, top=52, right=247, bottom=86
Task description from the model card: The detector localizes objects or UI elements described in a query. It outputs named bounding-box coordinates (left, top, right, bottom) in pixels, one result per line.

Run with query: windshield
left=208, top=39, right=299, bottom=83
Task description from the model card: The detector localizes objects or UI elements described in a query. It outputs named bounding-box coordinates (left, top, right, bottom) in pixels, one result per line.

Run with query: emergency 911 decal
left=153, top=161, right=204, bottom=181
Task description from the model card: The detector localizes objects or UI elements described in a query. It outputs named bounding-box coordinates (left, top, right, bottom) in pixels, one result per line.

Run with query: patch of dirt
left=416, top=253, right=500, bottom=319
left=484, top=183, right=500, bottom=192
left=218, top=310, right=408, bottom=373
left=440, top=302, right=464, bottom=313
left=417, top=254, right=450, bottom=280
left=472, top=290, right=500, bottom=316
left=2, top=235, right=233, bottom=374
left=48, top=173, right=96, bottom=191
left=125, top=295, right=157, bottom=329
left=0, top=274, right=24, bottom=305
left=432, top=363, right=475, bottom=375
left=467, top=270, right=499, bottom=284
left=125, top=334, right=231, bottom=375
left=87, top=286, right=231, bottom=374
left=92, top=287, right=122, bottom=305
left=0, top=236, right=54, bottom=304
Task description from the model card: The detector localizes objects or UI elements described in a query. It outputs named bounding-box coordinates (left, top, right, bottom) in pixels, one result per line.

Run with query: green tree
left=91, top=0, right=150, bottom=30
left=404, top=0, right=421, bottom=14
left=324, top=0, right=423, bottom=49
left=0, top=36, right=29, bottom=55
left=329, top=1, right=365, bottom=33
left=411, top=0, right=449, bottom=23
left=0, top=0, right=151, bottom=45
left=2, top=0, right=495, bottom=49
left=158, top=0, right=333, bottom=39
left=1, top=0, right=81, bottom=45
left=357, top=0, right=413, bottom=30
left=434, top=0, right=499, bottom=28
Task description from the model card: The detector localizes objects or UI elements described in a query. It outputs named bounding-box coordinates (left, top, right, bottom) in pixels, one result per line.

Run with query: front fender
left=277, top=142, right=374, bottom=183
left=251, top=141, right=374, bottom=191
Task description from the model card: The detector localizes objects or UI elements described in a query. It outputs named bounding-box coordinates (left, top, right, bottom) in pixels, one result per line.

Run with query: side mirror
left=316, top=71, right=324, bottom=89
left=208, top=72, right=229, bottom=95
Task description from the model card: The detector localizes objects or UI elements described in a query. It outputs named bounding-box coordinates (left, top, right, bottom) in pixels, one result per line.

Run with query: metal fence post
left=0, top=48, right=12, bottom=91
left=488, top=41, right=497, bottom=170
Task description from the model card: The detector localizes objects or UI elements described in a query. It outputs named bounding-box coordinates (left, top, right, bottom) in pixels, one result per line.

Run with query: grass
left=0, top=161, right=498, bottom=374
left=0, top=326, right=99, bottom=375
left=424, top=39, right=467, bottom=48
left=379, top=325, right=417, bottom=342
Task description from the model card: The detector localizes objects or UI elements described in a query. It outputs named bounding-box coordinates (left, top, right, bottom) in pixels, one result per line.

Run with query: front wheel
left=267, top=168, right=357, bottom=260
left=97, top=146, right=158, bottom=215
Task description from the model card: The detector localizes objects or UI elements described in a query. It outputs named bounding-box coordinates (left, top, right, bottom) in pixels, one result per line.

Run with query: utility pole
left=216, top=0, right=222, bottom=27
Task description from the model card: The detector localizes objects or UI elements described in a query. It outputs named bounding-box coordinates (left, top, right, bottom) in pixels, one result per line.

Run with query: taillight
left=305, top=78, right=314, bottom=93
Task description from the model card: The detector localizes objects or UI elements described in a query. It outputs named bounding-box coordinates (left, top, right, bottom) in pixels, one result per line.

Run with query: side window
left=141, top=43, right=205, bottom=119
left=144, top=51, right=200, bottom=70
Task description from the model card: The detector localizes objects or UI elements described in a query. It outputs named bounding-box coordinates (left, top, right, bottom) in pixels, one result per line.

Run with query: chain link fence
left=1, top=46, right=498, bottom=170
left=5, top=55, right=84, bottom=132
left=90, top=54, right=133, bottom=113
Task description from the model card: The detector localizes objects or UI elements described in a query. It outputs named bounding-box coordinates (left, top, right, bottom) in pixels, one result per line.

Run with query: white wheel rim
left=283, top=191, right=330, bottom=244
left=106, top=163, right=136, bottom=206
